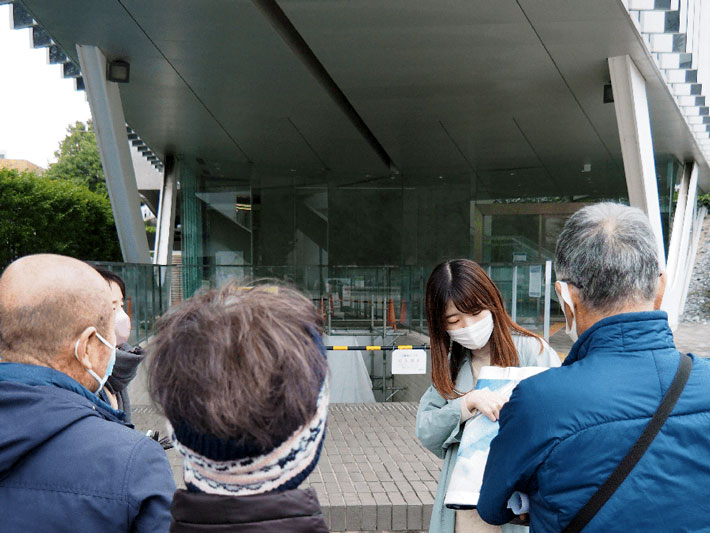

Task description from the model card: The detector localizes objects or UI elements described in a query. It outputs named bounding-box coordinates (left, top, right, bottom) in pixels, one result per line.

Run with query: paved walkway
left=129, top=321, right=710, bottom=532
left=672, top=322, right=710, bottom=358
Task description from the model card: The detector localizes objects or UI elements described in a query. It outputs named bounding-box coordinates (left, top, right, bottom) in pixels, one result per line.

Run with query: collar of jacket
left=171, top=487, right=327, bottom=529
left=0, top=362, right=126, bottom=422
left=563, top=310, right=674, bottom=366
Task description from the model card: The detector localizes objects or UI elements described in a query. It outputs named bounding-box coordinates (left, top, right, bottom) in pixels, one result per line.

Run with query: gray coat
left=416, top=335, right=561, bottom=533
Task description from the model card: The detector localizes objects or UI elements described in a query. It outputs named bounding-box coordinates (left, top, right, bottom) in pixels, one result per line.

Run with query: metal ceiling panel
left=277, top=0, right=620, bottom=196
left=20, top=0, right=709, bottom=191
left=519, top=0, right=710, bottom=189
left=119, top=0, right=390, bottom=174
left=21, top=0, right=391, bottom=177
left=280, top=0, right=708, bottom=191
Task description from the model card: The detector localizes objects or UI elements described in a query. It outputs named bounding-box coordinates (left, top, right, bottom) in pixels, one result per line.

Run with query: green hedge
left=0, top=168, right=121, bottom=269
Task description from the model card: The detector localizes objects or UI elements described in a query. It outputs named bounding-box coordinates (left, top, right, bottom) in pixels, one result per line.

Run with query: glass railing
left=89, top=263, right=428, bottom=343
left=90, top=261, right=562, bottom=344
left=90, top=262, right=172, bottom=345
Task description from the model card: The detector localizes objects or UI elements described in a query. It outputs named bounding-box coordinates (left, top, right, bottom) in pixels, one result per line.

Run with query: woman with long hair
left=416, top=259, right=560, bottom=533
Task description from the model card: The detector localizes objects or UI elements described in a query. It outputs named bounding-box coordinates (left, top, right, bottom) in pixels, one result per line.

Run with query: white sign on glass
left=529, top=264, right=542, bottom=298
left=392, top=349, right=427, bottom=374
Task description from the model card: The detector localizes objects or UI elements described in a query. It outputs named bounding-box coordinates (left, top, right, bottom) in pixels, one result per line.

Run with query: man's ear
left=74, top=326, right=97, bottom=371
left=654, top=271, right=666, bottom=310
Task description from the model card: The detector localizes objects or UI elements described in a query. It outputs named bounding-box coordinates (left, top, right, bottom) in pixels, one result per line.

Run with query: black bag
left=562, top=354, right=693, bottom=532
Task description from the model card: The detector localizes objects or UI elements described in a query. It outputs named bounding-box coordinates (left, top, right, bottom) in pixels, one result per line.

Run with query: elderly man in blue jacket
left=478, top=203, right=710, bottom=532
left=0, top=254, right=175, bottom=532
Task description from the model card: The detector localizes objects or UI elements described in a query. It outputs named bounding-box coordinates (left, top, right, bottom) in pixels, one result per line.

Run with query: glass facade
left=183, top=170, right=477, bottom=278
left=169, top=153, right=683, bottom=334
left=656, top=154, right=686, bottom=255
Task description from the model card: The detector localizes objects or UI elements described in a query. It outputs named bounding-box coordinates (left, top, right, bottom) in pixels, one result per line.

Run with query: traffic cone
left=387, top=298, right=397, bottom=330
left=399, top=299, right=408, bottom=326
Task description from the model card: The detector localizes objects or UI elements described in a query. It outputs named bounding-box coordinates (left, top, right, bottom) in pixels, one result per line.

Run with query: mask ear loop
left=557, top=281, right=578, bottom=341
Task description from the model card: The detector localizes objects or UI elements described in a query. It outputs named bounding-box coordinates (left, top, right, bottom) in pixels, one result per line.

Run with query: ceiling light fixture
left=603, top=82, right=614, bottom=104
left=106, top=59, right=130, bottom=83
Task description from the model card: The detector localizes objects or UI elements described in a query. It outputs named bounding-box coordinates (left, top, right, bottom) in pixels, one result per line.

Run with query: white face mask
left=447, top=312, right=494, bottom=350
left=556, top=281, right=578, bottom=342
left=115, top=308, right=131, bottom=346
left=74, top=331, right=117, bottom=394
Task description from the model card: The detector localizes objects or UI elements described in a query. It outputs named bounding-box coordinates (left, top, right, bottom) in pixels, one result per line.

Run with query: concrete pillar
left=181, top=164, right=203, bottom=299
left=679, top=206, right=707, bottom=317
left=665, top=164, right=693, bottom=284
left=76, top=44, right=150, bottom=264
left=662, top=163, right=699, bottom=329
left=609, top=54, right=666, bottom=266
left=153, top=155, right=178, bottom=266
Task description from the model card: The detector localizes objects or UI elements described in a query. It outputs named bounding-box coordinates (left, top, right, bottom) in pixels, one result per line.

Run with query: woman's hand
left=464, top=389, right=508, bottom=421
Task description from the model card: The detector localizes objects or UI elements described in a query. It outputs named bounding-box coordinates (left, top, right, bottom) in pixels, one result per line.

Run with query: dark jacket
left=478, top=311, right=710, bottom=532
left=0, top=362, right=175, bottom=533
left=170, top=487, right=329, bottom=532
left=104, top=343, right=145, bottom=422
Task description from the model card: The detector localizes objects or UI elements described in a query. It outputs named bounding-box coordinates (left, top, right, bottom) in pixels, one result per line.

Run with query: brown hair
left=426, top=259, right=542, bottom=399
left=148, top=281, right=327, bottom=450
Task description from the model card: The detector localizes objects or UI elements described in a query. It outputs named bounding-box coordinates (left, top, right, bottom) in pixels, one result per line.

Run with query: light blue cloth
left=416, top=334, right=560, bottom=533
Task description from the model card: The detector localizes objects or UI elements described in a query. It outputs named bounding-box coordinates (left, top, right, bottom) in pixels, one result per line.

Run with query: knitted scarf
left=169, top=380, right=329, bottom=496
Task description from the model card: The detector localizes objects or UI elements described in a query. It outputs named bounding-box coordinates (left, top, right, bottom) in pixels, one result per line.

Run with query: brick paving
left=300, top=403, right=439, bottom=532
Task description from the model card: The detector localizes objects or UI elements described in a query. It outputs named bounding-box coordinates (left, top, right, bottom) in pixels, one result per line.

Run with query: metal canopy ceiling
left=19, top=0, right=710, bottom=195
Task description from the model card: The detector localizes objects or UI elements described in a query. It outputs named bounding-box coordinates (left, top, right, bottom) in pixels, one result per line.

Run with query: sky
left=0, top=4, right=91, bottom=168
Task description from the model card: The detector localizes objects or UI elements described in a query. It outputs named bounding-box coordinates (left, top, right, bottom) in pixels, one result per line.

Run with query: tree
left=44, top=120, right=106, bottom=194
left=0, top=168, right=122, bottom=269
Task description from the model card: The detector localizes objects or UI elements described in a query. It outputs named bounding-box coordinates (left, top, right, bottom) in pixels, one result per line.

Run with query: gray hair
left=554, top=203, right=660, bottom=312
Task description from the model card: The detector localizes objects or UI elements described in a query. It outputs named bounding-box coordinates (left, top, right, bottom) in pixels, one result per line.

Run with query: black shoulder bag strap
left=562, top=353, right=693, bottom=533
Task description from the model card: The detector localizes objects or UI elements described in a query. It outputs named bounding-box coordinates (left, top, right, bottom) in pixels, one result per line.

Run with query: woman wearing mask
left=94, top=267, right=144, bottom=423
left=416, top=259, right=560, bottom=533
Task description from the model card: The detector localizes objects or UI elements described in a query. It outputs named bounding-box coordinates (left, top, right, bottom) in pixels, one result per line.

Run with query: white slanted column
left=665, top=164, right=693, bottom=286
left=76, top=44, right=150, bottom=264
left=662, top=164, right=698, bottom=329
left=153, top=155, right=178, bottom=266
left=679, top=205, right=707, bottom=317
left=609, top=55, right=666, bottom=266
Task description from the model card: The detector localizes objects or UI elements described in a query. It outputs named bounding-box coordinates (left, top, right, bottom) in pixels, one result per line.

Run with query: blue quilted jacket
left=478, top=311, right=710, bottom=532
left=0, top=362, right=175, bottom=532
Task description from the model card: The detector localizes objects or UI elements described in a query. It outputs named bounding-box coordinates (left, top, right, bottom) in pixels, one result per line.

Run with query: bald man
left=0, top=255, right=175, bottom=533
